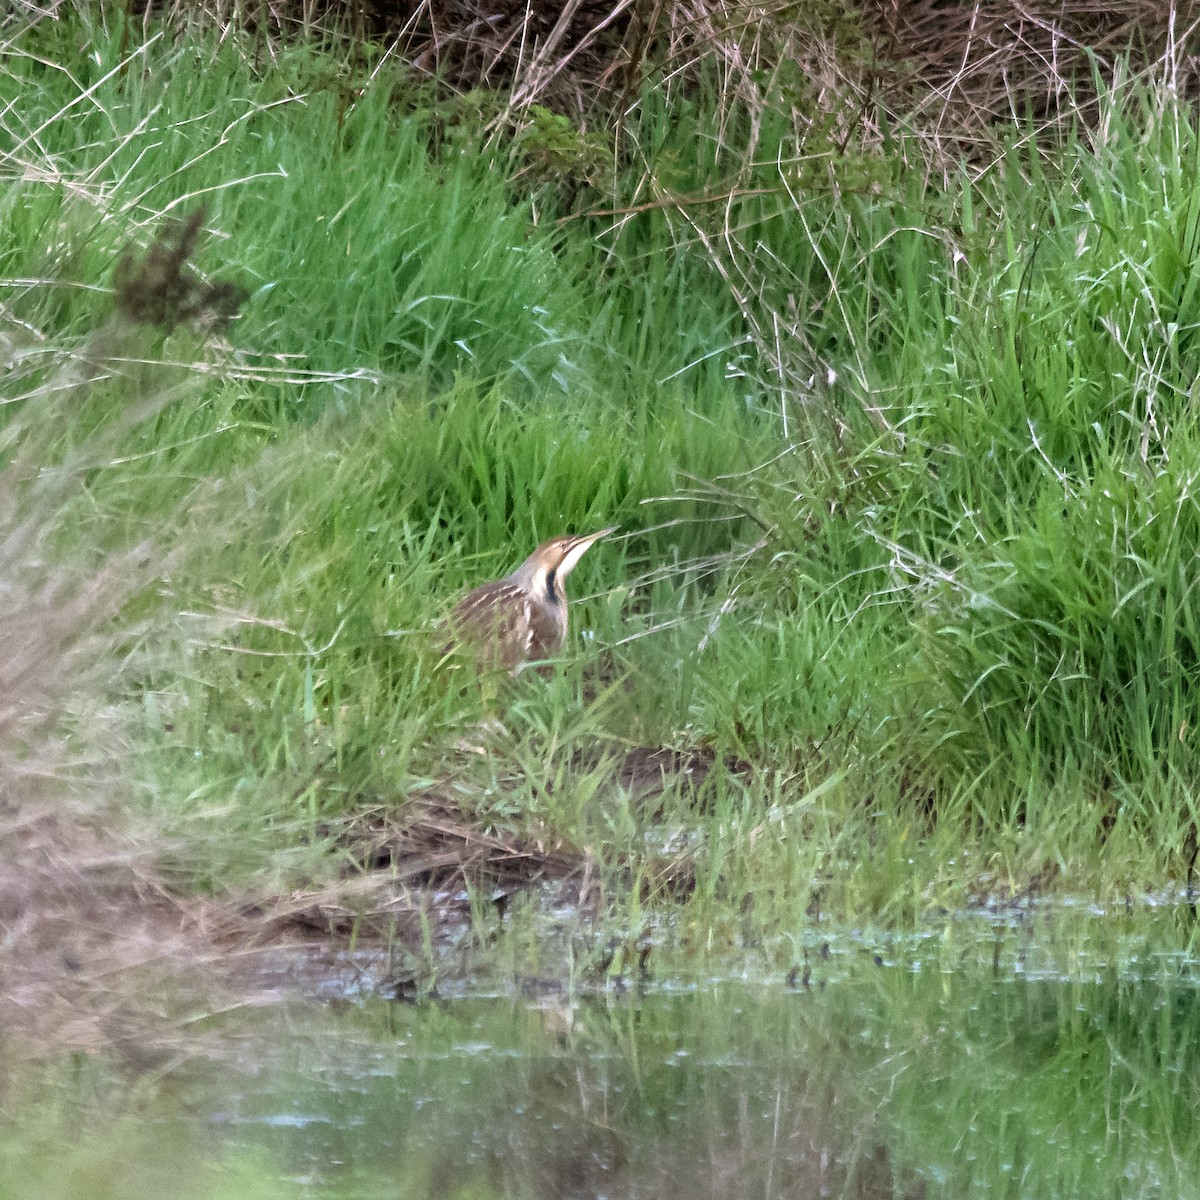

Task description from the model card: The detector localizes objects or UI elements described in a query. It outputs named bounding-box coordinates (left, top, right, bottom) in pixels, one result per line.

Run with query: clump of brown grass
left=870, top=0, right=1200, bottom=167
left=221, top=737, right=728, bottom=954
left=118, top=1, right=1199, bottom=154
left=113, top=208, right=248, bottom=333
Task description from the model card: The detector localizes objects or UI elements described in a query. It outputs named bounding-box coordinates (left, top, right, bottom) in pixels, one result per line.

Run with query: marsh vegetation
left=3, top=0, right=1200, bottom=1193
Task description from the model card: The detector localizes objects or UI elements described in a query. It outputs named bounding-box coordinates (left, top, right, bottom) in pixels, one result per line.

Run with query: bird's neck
left=514, top=560, right=566, bottom=607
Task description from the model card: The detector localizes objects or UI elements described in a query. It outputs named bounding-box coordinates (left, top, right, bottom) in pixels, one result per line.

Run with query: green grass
left=5, top=7, right=1200, bottom=964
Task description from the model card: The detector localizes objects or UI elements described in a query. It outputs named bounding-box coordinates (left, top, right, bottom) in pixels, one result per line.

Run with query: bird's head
left=512, top=527, right=617, bottom=604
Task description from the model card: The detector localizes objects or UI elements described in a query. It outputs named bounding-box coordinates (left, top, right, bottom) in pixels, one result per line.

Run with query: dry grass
left=228, top=742, right=723, bottom=947
left=110, top=0, right=1200, bottom=143
left=0, top=447, right=161, bottom=1059
left=872, top=0, right=1200, bottom=165
left=0, top=210, right=250, bottom=1059
left=0, top=809, right=206, bottom=1062
left=14, top=0, right=1196, bottom=161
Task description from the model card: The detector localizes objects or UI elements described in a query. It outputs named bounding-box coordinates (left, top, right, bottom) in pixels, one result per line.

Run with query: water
left=5, top=901, right=1200, bottom=1199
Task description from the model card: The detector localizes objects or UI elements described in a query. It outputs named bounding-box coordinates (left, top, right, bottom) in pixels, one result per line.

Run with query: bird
left=445, top=527, right=617, bottom=673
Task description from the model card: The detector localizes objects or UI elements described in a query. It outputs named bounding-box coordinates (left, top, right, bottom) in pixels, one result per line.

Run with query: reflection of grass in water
left=861, top=968, right=1200, bottom=1198
left=5, top=948, right=1199, bottom=1199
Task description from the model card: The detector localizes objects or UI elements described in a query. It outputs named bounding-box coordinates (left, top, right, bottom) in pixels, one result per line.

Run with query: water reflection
left=5, top=908, right=1200, bottom=1200
left=208, top=959, right=1200, bottom=1198
left=215, top=988, right=923, bottom=1199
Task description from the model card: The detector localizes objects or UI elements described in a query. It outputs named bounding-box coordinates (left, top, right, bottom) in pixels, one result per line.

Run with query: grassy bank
left=5, top=5, right=1200, bottom=985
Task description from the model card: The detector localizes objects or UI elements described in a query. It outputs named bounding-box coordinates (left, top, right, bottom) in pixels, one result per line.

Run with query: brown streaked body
left=446, top=528, right=616, bottom=673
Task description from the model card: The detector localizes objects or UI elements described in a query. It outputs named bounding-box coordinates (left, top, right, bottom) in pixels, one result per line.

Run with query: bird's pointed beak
left=574, top=526, right=618, bottom=547
left=558, top=526, right=617, bottom=577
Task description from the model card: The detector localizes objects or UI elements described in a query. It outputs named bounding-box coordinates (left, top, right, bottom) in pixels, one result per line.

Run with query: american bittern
left=446, top=528, right=616, bottom=673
